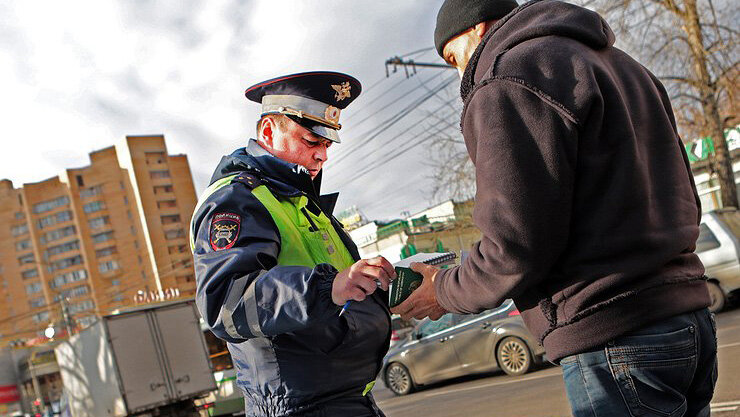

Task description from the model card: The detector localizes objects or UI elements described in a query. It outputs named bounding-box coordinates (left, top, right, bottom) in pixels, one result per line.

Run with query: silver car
left=381, top=300, right=545, bottom=396
left=698, top=209, right=740, bottom=312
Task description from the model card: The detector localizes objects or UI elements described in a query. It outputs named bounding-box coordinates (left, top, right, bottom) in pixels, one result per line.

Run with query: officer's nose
left=314, top=144, right=328, bottom=162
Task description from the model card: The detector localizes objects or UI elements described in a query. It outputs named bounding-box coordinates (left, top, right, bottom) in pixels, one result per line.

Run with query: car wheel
left=385, top=363, right=414, bottom=396
left=497, top=337, right=532, bottom=376
left=707, top=280, right=726, bottom=313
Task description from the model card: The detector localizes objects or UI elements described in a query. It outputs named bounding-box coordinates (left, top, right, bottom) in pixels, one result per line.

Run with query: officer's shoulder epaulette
left=230, top=171, right=263, bottom=190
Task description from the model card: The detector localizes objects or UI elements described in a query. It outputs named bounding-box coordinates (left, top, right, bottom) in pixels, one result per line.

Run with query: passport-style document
left=389, top=252, right=457, bottom=308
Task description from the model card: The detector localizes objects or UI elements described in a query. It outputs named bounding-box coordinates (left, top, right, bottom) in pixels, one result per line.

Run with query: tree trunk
left=682, top=0, right=738, bottom=208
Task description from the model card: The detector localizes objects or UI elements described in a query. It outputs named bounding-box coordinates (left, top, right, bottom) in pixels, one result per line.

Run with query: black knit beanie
left=434, top=0, right=519, bottom=57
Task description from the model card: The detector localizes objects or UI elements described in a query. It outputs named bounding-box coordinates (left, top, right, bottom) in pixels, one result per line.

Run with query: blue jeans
left=561, top=309, right=717, bottom=417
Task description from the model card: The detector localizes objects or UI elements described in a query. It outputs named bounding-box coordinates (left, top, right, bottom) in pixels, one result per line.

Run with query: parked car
left=390, top=315, right=415, bottom=348
left=381, top=300, right=545, bottom=396
left=697, top=209, right=740, bottom=312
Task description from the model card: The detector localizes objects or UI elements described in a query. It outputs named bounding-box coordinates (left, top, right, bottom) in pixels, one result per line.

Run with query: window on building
left=157, top=200, right=177, bottom=209
left=25, top=282, right=43, bottom=295
left=83, top=201, right=106, bottom=214
left=88, top=216, right=110, bottom=229
left=69, top=299, right=95, bottom=314
left=40, top=225, right=77, bottom=244
left=176, top=275, right=195, bottom=285
left=76, top=316, right=97, bottom=327
left=79, top=185, right=103, bottom=198
left=15, top=240, right=32, bottom=251
left=48, top=255, right=83, bottom=272
left=123, top=196, right=128, bottom=205
left=92, top=231, right=114, bottom=244
left=95, top=246, right=117, bottom=258
left=53, top=284, right=89, bottom=302
left=21, top=269, right=39, bottom=279
left=49, top=269, right=87, bottom=289
left=45, top=240, right=80, bottom=257
left=164, top=229, right=185, bottom=239
left=32, top=311, right=50, bottom=324
left=153, top=185, right=174, bottom=194
left=32, top=196, right=70, bottom=214
left=38, top=210, right=73, bottom=229
left=76, top=175, right=84, bottom=187
left=111, top=279, right=121, bottom=286
left=161, top=214, right=181, bottom=225
left=168, top=244, right=188, bottom=255
left=99, top=260, right=120, bottom=273
left=18, top=254, right=35, bottom=265
left=11, top=224, right=29, bottom=237
left=112, top=295, right=125, bottom=303
left=145, top=151, right=166, bottom=164
left=14, top=212, right=25, bottom=220
left=150, top=170, right=171, bottom=179
left=29, top=297, right=46, bottom=308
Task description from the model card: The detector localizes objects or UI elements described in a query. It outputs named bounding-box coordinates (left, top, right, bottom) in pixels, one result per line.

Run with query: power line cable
left=328, top=91, right=459, bottom=179
left=340, top=70, right=446, bottom=131
left=327, top=75, right=458, bottom=169
left=335, top=100, right=460, bottom=189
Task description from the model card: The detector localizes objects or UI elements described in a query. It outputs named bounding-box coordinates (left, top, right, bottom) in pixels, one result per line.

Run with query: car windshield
left=416, top=314, right=455, bottom=338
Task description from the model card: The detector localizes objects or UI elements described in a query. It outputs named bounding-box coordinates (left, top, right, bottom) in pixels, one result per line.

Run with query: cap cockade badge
left=331, top=82, right=352, bottom=101
left=210, top=212, right=241, bottom=251
left=325, top=105, right=341, bottom=124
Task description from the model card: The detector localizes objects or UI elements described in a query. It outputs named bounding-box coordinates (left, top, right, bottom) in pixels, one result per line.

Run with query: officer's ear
left=258, top=116, right=276, bottom=149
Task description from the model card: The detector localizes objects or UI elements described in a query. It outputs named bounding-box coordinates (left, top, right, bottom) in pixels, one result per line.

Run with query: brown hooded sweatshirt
left=435, top=0, right=710, bottom=361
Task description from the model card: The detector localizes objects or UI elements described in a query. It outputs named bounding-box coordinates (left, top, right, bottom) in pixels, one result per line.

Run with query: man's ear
left=258, top=117, right=275, bottom=148
left=473, top=20, right=495, bottom=40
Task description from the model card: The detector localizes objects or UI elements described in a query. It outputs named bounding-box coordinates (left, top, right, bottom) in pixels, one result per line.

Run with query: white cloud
left=0, top=0, right=454, bottom=220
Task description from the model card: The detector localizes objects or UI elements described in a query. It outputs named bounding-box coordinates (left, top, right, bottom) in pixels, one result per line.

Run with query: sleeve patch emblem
left=210, top=212, right=241, bottom=251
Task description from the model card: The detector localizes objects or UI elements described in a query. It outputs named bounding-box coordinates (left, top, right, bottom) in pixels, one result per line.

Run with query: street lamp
left=43, top=325, right=55, bottom=339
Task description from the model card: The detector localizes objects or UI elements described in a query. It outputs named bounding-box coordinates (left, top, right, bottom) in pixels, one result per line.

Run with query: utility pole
left=385, top=56, right=455, bottom=78
left=60, top=298, right=74, bottom=336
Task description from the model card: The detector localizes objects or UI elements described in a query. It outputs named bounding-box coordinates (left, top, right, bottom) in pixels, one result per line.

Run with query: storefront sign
left=134, top=287, right=181, bottom=304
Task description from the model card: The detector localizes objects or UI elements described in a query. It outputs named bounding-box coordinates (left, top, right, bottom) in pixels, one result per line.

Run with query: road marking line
left=712, top=400, right=740, bottom=407
left=711, top=406, right=738, bottom=413
left=423, top=370, right=562, bottom=397
left=718, top=341, right=740, bottom=349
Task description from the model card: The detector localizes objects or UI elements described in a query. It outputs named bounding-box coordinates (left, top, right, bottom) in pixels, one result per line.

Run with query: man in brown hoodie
left=391, top=1, right=718, bottom=415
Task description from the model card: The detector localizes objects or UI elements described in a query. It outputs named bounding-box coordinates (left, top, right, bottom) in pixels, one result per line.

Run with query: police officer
left=190, top=72, right=394, bottom=417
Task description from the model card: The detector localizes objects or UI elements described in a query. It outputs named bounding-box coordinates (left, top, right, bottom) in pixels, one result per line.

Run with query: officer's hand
left=332, top=256, right=396, bottom=305
left=390, top=262, right=448, bottom=321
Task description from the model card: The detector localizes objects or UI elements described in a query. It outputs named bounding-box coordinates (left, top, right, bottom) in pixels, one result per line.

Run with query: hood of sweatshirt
left=461, top=0, right=615, bottom=101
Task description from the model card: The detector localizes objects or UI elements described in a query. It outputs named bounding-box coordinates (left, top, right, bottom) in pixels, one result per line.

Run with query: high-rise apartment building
left=0, top=135, right=197, bottom=345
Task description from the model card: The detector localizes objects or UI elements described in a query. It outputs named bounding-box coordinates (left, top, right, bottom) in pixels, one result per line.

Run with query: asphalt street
left=374, top=305, right=740, bottom=417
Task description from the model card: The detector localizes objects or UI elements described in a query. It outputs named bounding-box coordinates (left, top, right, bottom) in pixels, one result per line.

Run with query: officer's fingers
left=361, top=271, right=389, bottom=292
left=366, top=256, right=396, bottom=280
left=353, top=275, right=378, bottom=295
left=360, top=267, right=391, bottom=290
left=348, top=287, right=366, bottom=302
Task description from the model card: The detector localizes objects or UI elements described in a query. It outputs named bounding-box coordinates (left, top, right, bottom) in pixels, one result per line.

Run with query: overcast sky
left=0, top=0, right=464, bottom=221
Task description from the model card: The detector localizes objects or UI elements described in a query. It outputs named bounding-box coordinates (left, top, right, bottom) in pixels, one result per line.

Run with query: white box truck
left=55, top=300, right=217, bottom=417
